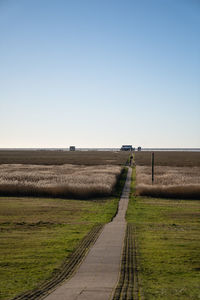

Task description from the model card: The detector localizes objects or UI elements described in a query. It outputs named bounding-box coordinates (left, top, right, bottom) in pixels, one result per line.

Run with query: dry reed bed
left=0, top=150, right=129, bottom=165
left=0, top=164, right=122, bottom=199
left=136, top=166, right=200, bottom=199
left=135, top=151, right=200, bottom=167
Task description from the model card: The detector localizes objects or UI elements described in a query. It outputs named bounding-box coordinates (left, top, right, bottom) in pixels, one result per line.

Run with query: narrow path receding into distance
left=44, top=167, right=132, bottom=300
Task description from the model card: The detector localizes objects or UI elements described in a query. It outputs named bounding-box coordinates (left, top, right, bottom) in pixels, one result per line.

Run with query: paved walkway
left=45, top=167, right=132, bottom=300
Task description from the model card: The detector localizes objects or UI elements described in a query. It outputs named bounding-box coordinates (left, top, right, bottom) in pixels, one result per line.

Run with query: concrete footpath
left=45, top=167, right=132, bottom=300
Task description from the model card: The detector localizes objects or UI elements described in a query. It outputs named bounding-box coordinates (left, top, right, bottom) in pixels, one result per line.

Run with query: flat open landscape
left=135, top=151, right=200, bottom=198
left=0, top=164, right=122, bottom=198
left=0, top=150, right=129, bottom=165
left=0, top=150, right=129, bottom=199
left=135, top=151, right=200, bottom=167
left=1, top=150, right=199, bottom=299
left=136, top=165, right=200, bottom=198
left=0, top=196, right=121, bottom=299
left=2, top=1, right=199, bottom=299
left=126, top=152, right=200, bottom=299
left=127, top=167, right=200, bottom=300
left=0, top=151, right=128, bottom=299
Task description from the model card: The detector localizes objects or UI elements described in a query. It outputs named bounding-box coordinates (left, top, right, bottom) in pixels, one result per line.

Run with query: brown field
left=0, top=164, right=122, bottom=199
left=135, top=151, right=200, bottom=167
left=135, top=151, right=200, bottom=198
left=0, top=150, right=129, bottom=165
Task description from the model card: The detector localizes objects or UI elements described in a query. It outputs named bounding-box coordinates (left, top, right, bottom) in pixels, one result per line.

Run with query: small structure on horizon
left=120, top=145, right=133, bottom=151
left=138, top=146, right=142, bottom=151
left=69, top=146, right=76, bottom=151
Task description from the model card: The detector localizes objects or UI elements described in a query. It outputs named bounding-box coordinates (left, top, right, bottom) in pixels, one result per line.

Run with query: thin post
left=152, top=152, right=154, bottom=184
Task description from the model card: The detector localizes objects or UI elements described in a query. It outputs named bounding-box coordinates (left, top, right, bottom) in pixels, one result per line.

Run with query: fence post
left=152, top=152, right=154, bottom=184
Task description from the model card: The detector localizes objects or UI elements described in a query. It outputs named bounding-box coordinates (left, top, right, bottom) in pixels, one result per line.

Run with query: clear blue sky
left=0, top=0, right=200, bottom=148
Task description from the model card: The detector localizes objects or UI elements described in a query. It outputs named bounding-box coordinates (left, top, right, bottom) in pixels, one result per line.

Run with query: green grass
left=0, top=193, right=121, bottom=299
left=126, top=168, right=200, bottom=300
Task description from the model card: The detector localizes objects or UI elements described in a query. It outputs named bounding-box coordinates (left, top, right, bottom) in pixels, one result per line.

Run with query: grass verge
left=126, top=167, right=200, bottom=300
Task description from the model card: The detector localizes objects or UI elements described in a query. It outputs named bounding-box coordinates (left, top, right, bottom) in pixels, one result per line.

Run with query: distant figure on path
left=129, top=154, right=133, bottom=166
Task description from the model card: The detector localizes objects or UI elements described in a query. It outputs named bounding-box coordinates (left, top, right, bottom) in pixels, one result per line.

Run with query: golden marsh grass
left=136, top=166, right=200, bottom=199
left=0, top=164, right=122, bottom=199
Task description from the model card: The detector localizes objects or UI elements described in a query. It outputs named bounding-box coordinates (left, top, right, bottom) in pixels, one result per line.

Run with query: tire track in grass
left=112, top=224, right=139, bottom=300
left=13, top=224, right=103, bottom=300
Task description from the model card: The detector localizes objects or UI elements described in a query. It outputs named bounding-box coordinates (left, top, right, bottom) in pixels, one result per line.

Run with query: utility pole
left=152, top=152, right=154, bottom=184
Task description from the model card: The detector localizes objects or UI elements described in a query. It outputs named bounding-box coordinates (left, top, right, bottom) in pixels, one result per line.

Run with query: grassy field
left=0, top=199, right=115, bottom=299
left=0, top=164, right=122, bottom=199
left=135, top=151, right=200, bottom=167
left=0, top=168, right=127, bottom=300
left=0, top=150, right=129, bottom=165
left=126, top=168, right=200, bottom=299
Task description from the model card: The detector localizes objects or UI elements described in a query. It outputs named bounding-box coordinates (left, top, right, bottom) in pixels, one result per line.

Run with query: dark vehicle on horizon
left=120, top=145, right=133, bottom=151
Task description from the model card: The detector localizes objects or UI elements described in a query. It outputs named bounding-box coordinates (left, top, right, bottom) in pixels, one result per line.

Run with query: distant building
left=120, top=145, right=133, bottom=151
left=69, top=146, right=75, bottom=151
left=138, top=146, right=142, bottom=151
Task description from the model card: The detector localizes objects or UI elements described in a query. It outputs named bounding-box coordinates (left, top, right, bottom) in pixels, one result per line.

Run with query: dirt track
left=44, top=167, right=132, bottom=300
left=13, top=167, right=138, bottom=300
left=112, top=224, right=139, bottom=300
